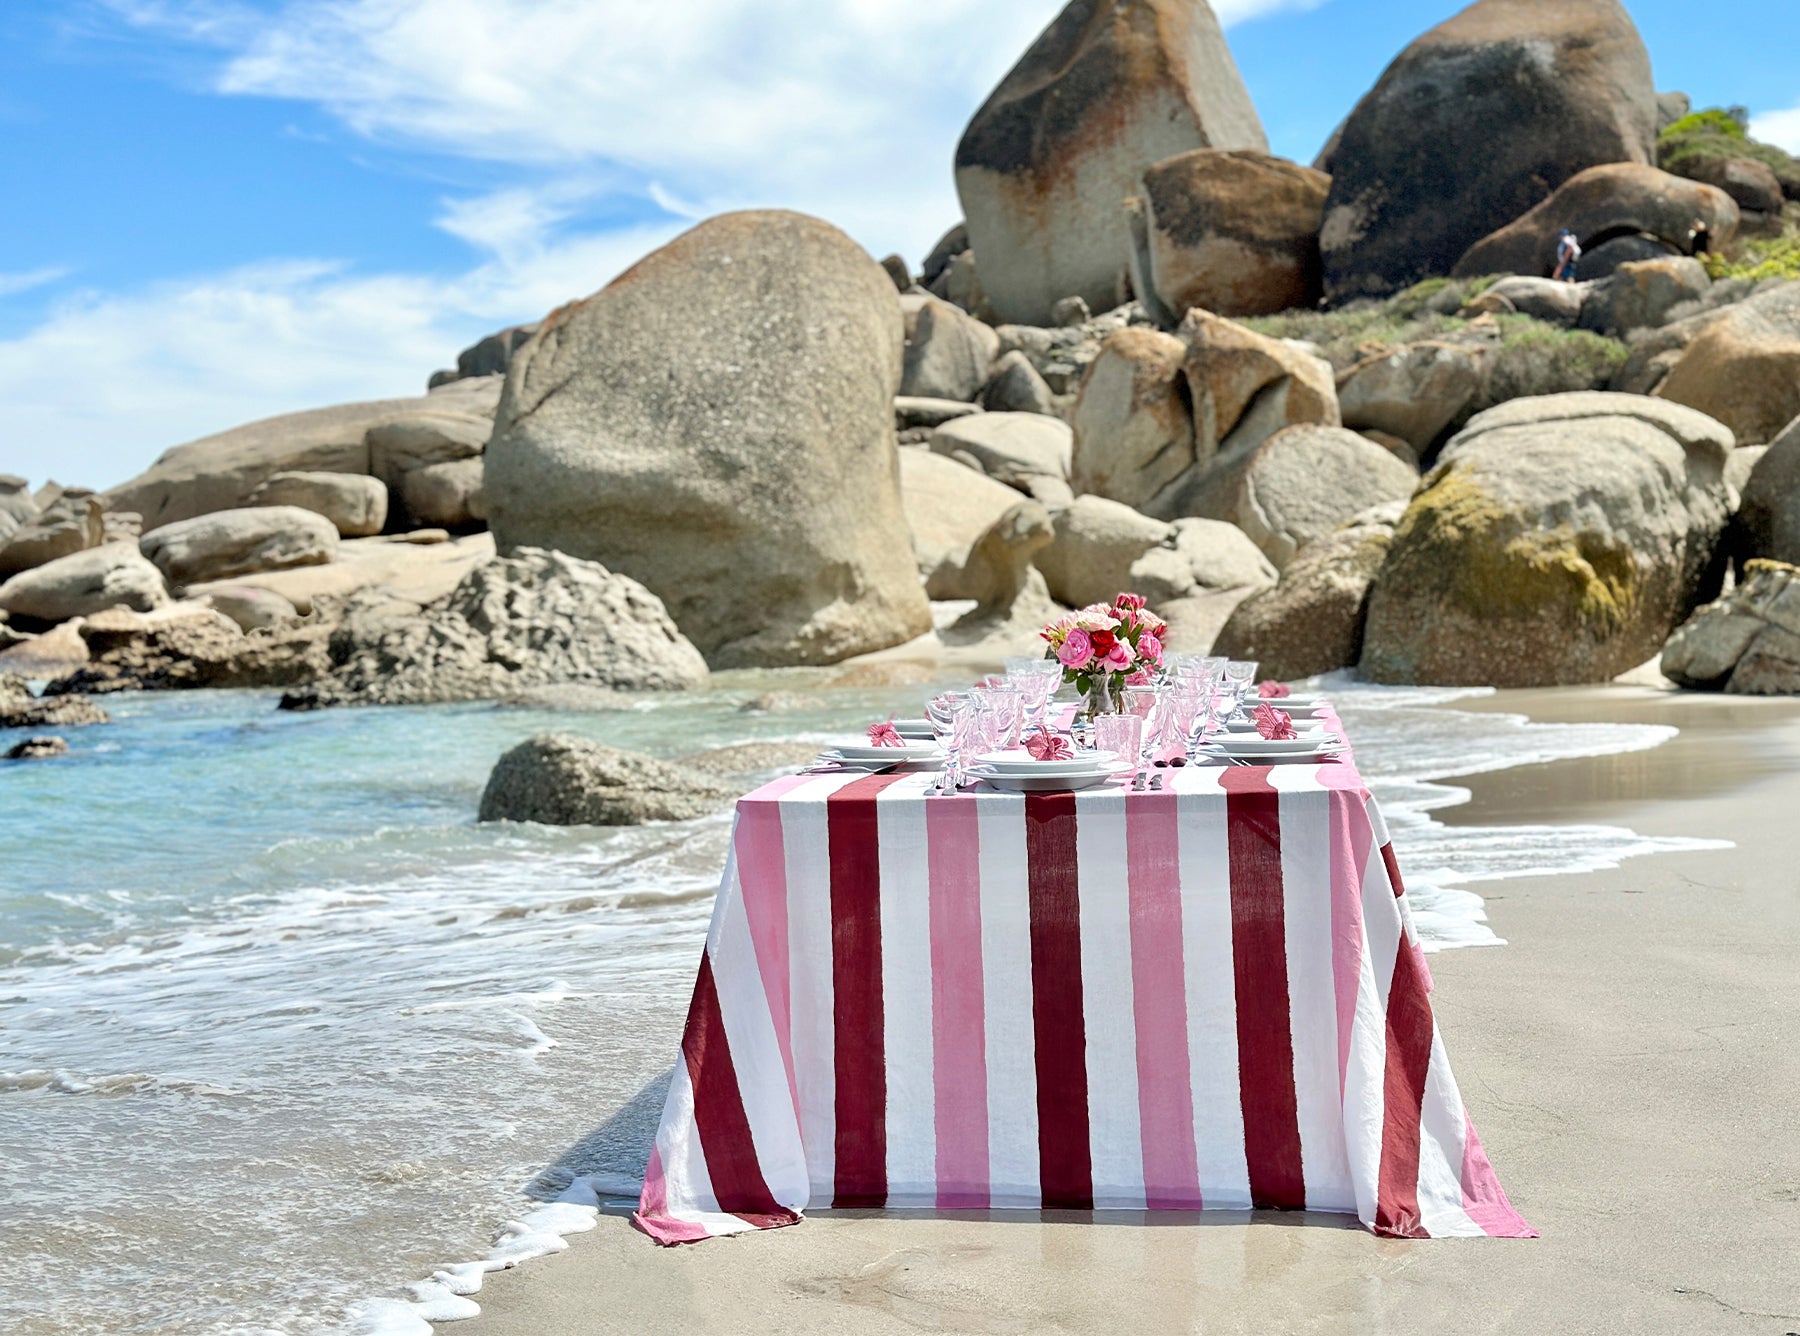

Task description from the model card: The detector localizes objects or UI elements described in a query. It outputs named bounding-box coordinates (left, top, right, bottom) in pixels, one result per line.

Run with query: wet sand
left=454, top=686, right=1800, bottom=1336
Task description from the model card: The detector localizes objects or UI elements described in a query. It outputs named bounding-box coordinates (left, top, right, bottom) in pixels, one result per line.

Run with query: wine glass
left=1222, top=660, right=1259, bottom=725
left=1005, top=657, right=1062, bottom=730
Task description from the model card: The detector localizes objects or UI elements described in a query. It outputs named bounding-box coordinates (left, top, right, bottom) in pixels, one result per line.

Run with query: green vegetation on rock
left=1701, top=211, right=1800, bottom=281
left=1658, top=106, right=1800, bottom=198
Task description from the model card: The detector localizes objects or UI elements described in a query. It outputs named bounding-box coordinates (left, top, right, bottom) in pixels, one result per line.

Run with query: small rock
left=478, top=733, right=732, bottom=826
left=879, top=254, right=913, bottom=291
left=1663, top=559, right=1800, bottom=694
left=4, top=735, right=68, bottom=760
left=1050, top=296, right=1092, bottom=328
left=0, top=489, right=104, bottom=577
left=902, top=298, right=1000, bottom=402
left=0, top=673, right=109, bottom=728
left=399, top=458, right=486, bottom=528
left=979, top=351, right=1057, bottom=416
left=140, top=506, right=339, bottom=585
left=0, top=542, right=170, bottom=623
left=249, top=471, right=389, bottom=538
left=204, top=585, right=301, bottom=632
left=928, top=413, right=1072, bottom=494
left=895, top=397, right=983, bottom=432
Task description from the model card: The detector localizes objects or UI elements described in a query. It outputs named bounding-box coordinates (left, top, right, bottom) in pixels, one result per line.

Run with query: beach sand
left=454, top=687, right=1800, bottom=1336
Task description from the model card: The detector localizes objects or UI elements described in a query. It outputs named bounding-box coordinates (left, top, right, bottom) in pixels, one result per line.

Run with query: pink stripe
left=1460, top=1114, right=1538, bottom=1238
left=1327, top=790, right=1375, bottom=1096
left=734, top=779, right=810, bottom=1118
left=1126, top=791, right=1202, bottom=1209
left=636, top=1143, right=713, bottom=1244
left=925, top=795, right=990, bottom=1209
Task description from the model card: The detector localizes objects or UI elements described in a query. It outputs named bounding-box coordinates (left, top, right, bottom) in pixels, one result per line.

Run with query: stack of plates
left=964, top=748, right=1131, bottom=792
left=815, top=742, right=943, bottom=771
left=892, top=718, right=936, bottom=741
left=1198, top=731, right=1346, bottom=765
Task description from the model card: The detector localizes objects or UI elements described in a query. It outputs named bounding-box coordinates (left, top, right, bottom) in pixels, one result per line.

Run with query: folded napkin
left=1258, top=681, right=1292, bottom=699
left=1253, top=702, right=1299, bottom=740
left=1024, top=729, right=1074, bottom=761
left=867, top=721, right=905, bottom=747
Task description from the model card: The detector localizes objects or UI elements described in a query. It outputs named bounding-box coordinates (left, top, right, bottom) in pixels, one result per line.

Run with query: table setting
left=637, top=592, right=1535, bottom=1246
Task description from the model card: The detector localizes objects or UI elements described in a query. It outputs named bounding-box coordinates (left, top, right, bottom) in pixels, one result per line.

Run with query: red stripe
left=1222, top=767, right=1306, bottom=1212
left=1375, top=936, right=1434, bottom=1238
left=1024, top=790, right=1093, bottom=1210
left=827, top=773, right=896, bottom=1208
left=1381, top=843, right=1408, bottom=900
left=683, top=953, right=795, bottom=1228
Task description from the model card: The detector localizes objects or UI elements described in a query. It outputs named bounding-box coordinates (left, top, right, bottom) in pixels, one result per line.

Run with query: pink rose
left=1100, top=637, right=1135, bottom=672
left=1057, top=628, right=1094, bottom=669
left=1137, top=632, right=1163, bottom=666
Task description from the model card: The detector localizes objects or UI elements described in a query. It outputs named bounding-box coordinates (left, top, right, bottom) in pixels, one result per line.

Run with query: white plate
left=893, top=718, right=935, bottom=738
left=1207, top=735, right=1342, bottom=755
left=969, top=768, right=1127, bottom=793
left=974, top=748, right=1118, bottom=774
left=1199, top=750, right=1346, bottom=767
left=833, top=742, right=942, bottom=762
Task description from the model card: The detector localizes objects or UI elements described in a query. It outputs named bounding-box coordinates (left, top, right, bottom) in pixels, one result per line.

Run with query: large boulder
left=1227, top=425, right=1418, bottom=569
left=0, top=543, right=169, bottom=623
left=1320, top=0, right=1657, bottom=300
left=927, top=411, right=1073, bottom=504
left=1335, top=342, right=1487, bottom=453
left=183, top=532, right=494, bottom=618
left=484, top=211, right=931, bottom=668
left=1132, top=149, right=1330, bottom=320
left=899, top=449, right=1041, bottom=601
left=399, top=458, right=486, bottom=529
left=953, top=0, right=1267, bottom=325
left=1655, top=282, right=1800, bottom=445
left=104, top=377, right=501, bottom=530
left=0, top=475, right=37, bottom=546
left=366, top=413, right=490, bottom=489
left=479, top=734, right=731, bottom=827
left=1578, top=256, right=1711, bottom=338
left=248, top=471, right=389, bottom=537
left=139, top=507, right=339, bottom=586
left=1361, top=393, right=1734, bottom=685
left=1736, top=416, right=1800, bottom=564
left=979, top=351, right=1058, bottom=416
left=1468, top=275, right=1590, bottom=327
left=0, top=488, right=105, bottom=577
left=1070, top=328, right=1195, bottom=512
left=900, top=298, right=999, bottom=402
left=1662, top=559, right=1800, bottom=694
left=1452, top=164, right=1737, bottom=279
left=937, top=504, right=1061, bottom=651
left=1034, top=493, right=1274, bottom=612
left=1213, top=501, right=1403, bottom=679
left=282, top=547, right=708, bottom=710
left=1678, top=155, right=1785, bottom=220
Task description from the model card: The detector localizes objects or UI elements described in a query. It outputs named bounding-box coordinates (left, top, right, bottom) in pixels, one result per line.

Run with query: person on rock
left=1689, top=219, right=1713, bottom=256
left=1553, top=229, right=1582, bottom=282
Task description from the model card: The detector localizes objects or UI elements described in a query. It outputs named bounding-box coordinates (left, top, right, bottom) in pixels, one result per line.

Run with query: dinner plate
left=967, top=766, right=1130, bottom=793
left=893, top=718, right=936, bottom=739
left=832, top=742, right=943, bottom=762
left=1197, top=749, right=1346, bottom=766
left=974, top=749, right=1119, bottom=774
left=1206, top=735, right=1341, bottom=755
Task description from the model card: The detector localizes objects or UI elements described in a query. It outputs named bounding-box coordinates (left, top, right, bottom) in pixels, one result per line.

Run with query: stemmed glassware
left=1221, top=659, right=1259, bottom=727
left=1004, top=657, right=1062, bottom=732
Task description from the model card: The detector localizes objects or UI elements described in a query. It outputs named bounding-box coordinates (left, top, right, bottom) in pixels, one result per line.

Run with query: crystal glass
left=1122, top=686, right=1160, bottom=719
left=1222, top=659, right=1259, bottom=725
left=1005, top=657, right=1062, bottom=729
left=1093, top=713, right=1143, bottom=767
left=927, top=691, right=969, bottom=744
left=971, top=684, right=1023, bottom=751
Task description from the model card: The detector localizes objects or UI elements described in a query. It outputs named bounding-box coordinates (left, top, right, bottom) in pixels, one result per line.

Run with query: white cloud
left=1750, top=103, right=1800, bottom=155
left=7, top=0, right=1327, bottom=490
left=0, top=267, right=70, bottom=298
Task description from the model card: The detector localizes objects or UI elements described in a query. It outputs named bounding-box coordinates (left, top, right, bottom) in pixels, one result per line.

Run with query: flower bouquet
left=1040, top=593, right=1167, bottom=718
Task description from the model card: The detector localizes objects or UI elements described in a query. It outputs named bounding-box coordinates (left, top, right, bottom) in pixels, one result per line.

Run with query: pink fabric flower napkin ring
left=1024, top=729, right=1074, bottom=761
left=867, top=721, right=905, bottom=747
left=1253, top=703, right=1298, bottom=740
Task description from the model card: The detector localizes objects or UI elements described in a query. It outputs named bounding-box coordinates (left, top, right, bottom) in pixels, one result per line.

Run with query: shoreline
left=447, top=684, right=1800, bottom=1334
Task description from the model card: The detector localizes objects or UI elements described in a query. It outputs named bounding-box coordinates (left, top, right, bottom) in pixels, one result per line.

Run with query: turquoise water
left=0, top=676, right=1719, bottom=1334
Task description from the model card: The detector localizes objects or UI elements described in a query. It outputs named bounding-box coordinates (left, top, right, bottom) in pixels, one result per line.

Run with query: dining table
left=633, top=704, right=1535, bottom=1244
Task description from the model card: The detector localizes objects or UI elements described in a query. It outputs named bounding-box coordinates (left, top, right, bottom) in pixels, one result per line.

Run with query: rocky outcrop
left=0, top=489, right=104, bottom=577
left=280, top=547, right=708, bottom=710
left=899, top=449, right=1044, bottom=602
left=1362, top=392, right=1734, bottom=685
left=0, top=543, right=169, bottom=624
left=1453, top=164, right=1737, bottom=279
left=1736, top=416, right=1800, bottom=564
left=105, top=377, right=500, bottom=530
left=0, top=672, right=109, bottom=728
left=0, top=620, right=91, bottom=678
left=1655, top=282, right=1800, bottom=445
left=484, top=210, right=930, bottom=668
left=4, top=736, right=68, bottom=760
left=1578, top=257, right=1711, bottom=337
left=248, top=471, right=389, bottom=537
left=140, top=507, right=339, bottom=586
left=954, top=0, right=1267, bottom=324
left=1227, top=425, right=1418, bottom=569
left=203, top=585, right=301, bottom=632
left=432, top=323, right=540, bottom=389
left=478, top=733, right=732, bottom=827
left=1035, top=493, right=1274, bottom=611
left=0, top=475, right=35, bottom=545
left=399, top=458, right=486, bottom=528
left=1336, top=342, right=1486, bottom=453
left=1678, top=154, right=1785, bottom=221
left=1132, top=149, right=1330, bottom=320
left=979, top=351, right=1057, bottom=416
left=1467, top=276, right=1590, bottom=327
left=44, top=603, right=330, bottom=696
left=183, top=532, right=494, bottom=618
left=937, top=505, right=1061, bottom=650
left=1662, top=559, right=1800, bottom=694
left=1213, top=501, right=1403, bottom=679
left=1070, top=328, right=1195, bottom=512
left=901, top=298, right=999, bottom=402
left=928, top=412, right=1073, bottom=505
left=1321, top=0, right=1658, bottom=300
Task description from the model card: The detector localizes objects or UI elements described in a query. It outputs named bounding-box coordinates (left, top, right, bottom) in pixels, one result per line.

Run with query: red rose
left=1089, top=628, right=1118, bottom=657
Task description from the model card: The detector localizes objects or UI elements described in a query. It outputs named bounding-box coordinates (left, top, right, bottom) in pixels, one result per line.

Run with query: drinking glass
left=971, top=685, right=1023, bottom=751
left=1005, top=657, right=1062, bottom=729
left=1222, top=660, right=1259, bottom=725
left=1093, top=713, right=1143, bottom=768
left=1122, top=686, right=1160, bottom=719
left=927, top=691, right=969, bottom=745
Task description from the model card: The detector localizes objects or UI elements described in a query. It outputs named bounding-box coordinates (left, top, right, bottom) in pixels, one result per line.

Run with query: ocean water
left=0, top=673, right=1723, bottom=1334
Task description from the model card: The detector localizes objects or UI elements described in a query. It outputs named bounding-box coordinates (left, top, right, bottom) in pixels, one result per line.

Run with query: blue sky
left=3, top=0, right=1797, bottom=491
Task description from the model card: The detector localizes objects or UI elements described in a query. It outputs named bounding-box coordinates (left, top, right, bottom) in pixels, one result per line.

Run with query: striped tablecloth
left=636, top=719, right=1534, bottom=1244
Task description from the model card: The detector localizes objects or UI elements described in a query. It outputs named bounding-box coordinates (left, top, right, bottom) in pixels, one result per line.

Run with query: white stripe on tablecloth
left=1074, top=785, right=1145, bottom=1209
left=1417, top=1027, right=1484, bottom=1237
left=1176, top=781, right=1251, bottom=1208
left=977, top=789, right=1040, bottom=1208
left=1275, top=784, right=1357, bottom=1213
left=778, top=772, right=853, bottom=1199
left=1342, top=812, right=1402, bottom=1227
left=710, top=852, right=811, bottom=1213
left=877, top=782, right=937, bottom=1206
left=653, top=1058, right=742, bottom=1234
